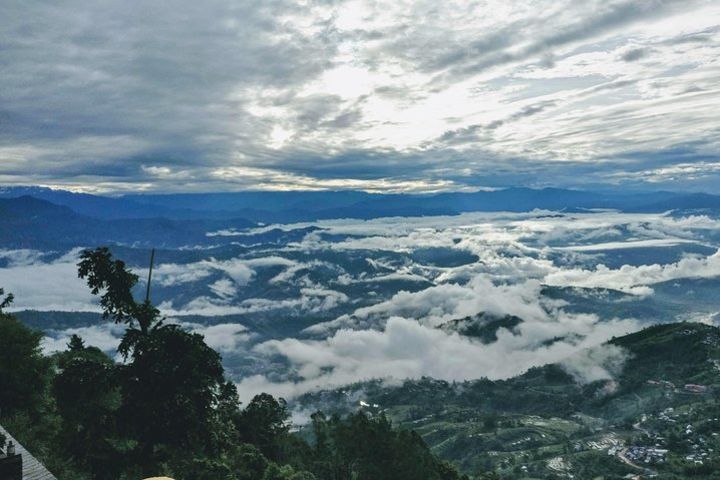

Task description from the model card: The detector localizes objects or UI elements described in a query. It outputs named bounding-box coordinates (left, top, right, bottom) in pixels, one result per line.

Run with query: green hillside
left=297, top=322, right=720, bottom=479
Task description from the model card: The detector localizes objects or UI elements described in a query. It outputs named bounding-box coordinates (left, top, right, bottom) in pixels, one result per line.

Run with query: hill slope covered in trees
left=294, top=322, right=720, bottom=478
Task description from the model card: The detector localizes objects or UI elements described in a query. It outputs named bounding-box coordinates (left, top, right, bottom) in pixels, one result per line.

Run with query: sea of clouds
left=2, top=210, right=720, bottom=401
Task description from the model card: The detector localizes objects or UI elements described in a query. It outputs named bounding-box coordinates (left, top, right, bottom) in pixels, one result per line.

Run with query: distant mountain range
left=2, top=186, right=720, bottom=250
left=0, top=195, right=254, bottom=249
left=2, top=186, right=720, bottom=223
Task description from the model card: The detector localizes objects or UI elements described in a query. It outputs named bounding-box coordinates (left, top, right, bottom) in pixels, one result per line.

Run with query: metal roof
left=0, top=425, right=57, bottom=480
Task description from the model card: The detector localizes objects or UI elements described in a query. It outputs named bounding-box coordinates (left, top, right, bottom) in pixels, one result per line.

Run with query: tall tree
left=119, top=325, right=227, bottom=464
left=77, top=248, right=231, bottom=474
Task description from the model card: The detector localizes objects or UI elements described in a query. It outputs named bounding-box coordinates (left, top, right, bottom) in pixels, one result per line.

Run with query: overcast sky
left=1, top=0, right=719, bottom=193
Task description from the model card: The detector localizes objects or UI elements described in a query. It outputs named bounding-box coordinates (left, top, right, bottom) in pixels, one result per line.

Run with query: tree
left=119, top=325, right=227, bottom=464
left=0, top=288, right=13, bottom=312
left=78, top=247, right=162, bottom=357
left=67, top=334, right=86, bottom=351
left=325, top=412, right=468, bottom=480
left=53, top=338, right=123, bottom=480
left=262, top=463, right=316, bottom=480
left=0, top=290, right=50, bottom=416
left=236, top=393, right=290, bottom=461
left=230, top=443, right=270, bottom=480
left=77, top=248, right=230, bottom=474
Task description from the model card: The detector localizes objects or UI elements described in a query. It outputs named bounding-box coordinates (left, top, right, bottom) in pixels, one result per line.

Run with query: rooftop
left=0, top=425, right=56, bottom=480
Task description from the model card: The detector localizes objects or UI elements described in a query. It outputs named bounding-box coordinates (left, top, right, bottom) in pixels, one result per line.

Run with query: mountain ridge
left=3, top=186, right=720, bottom=224
left=0, top=196, right=255, bottom=249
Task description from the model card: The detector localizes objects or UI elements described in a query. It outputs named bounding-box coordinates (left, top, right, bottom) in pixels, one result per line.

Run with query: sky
left=1, top=0, right=720, bottom=194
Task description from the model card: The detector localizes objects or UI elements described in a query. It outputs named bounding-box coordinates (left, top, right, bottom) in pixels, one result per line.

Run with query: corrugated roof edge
left=0, top=425, right=57, bottom=480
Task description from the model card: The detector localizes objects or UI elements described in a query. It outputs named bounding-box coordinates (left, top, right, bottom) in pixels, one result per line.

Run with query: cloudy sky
left=2, top=0, right=719, bottom=193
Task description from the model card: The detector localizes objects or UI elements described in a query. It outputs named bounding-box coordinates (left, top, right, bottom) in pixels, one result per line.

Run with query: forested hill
left=295, top=322, right=720, bottom=478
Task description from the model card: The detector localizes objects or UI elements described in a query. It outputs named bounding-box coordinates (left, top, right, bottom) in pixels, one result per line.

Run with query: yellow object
left=143, top=478, right=175, bottom=480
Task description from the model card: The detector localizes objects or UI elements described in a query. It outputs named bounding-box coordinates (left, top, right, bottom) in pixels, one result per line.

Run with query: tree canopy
left=0, top=290, right=50, bottom=416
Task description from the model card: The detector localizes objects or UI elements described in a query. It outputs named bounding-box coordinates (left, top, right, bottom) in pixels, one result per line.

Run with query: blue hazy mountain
left=2, top=186, right=719, bottom=225
left=0, top=196, right=254, bottom=249
left=626, top=191, right=720, bottom=212
left=0, top=186, right=181, bottom=219
left=124, top=188, right=686, bottom=219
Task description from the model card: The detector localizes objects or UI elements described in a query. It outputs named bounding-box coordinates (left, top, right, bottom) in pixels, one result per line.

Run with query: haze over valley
left=3, top=188, right=720, bottom=404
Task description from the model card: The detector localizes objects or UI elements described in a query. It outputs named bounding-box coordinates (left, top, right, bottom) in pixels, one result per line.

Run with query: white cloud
left=544, top=250, right=720, bottom=295
left=154, top=256, right=300, bottom=288
left=41, top=319, right=254, bottom=357
left=0, top=249, right=47, bottom=267
left=42, top=322, right=126, bottom=354
left=330, top=278, right=553, bottom=331
left=159, top=286, right=349, bottom=317
left=181, top=322, right=252, bottom=352
left=1, top=248, right=98, bottom=312
left=557, top=238, right=698, bottom=251
left=154, top=262, right=215, bottom=286
left=237, top=314, right=639, bottom=402
left=209, top=278, right=238, bottom=299
left=560, top=343, right=630, bottom=384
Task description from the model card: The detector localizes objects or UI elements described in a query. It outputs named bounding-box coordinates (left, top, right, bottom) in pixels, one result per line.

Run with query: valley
left=296, top=323, right=720, bottom=479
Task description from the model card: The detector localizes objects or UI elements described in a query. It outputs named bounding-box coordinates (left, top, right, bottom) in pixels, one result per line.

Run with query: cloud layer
left=4, top=209, right=720, bottom=401
left=1, top=1, right=720, bottom=191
